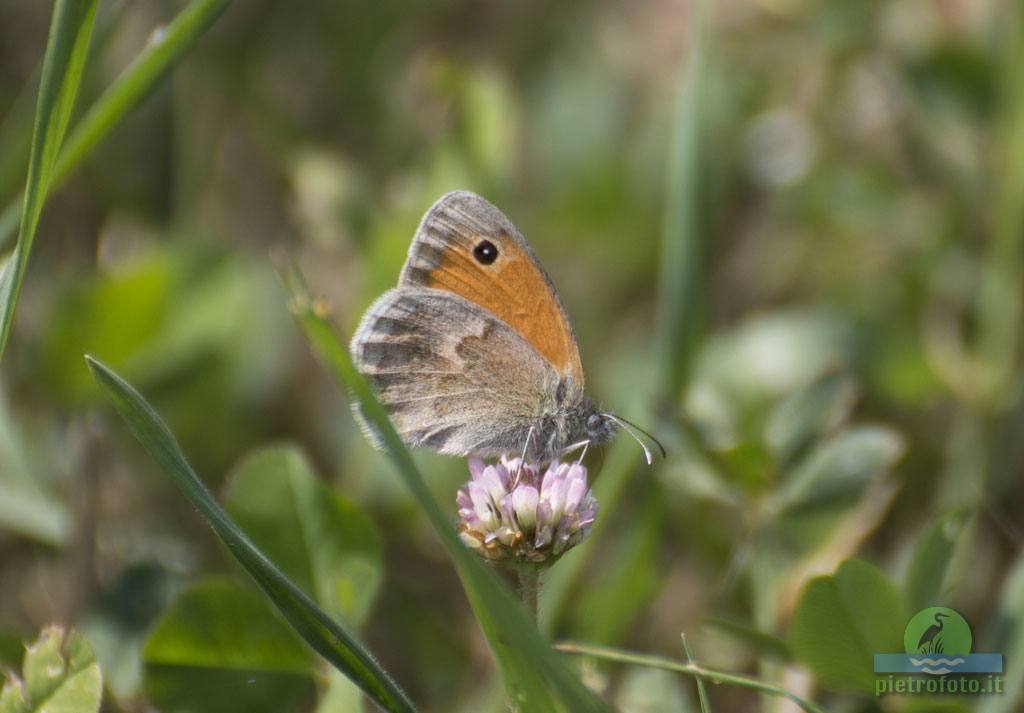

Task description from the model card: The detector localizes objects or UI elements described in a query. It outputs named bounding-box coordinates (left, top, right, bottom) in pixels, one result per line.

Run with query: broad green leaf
left=224, top=446, right=383, bottom=626
left=904, top=508, right=971, bottom=613
left=143, top=579, right=314, bottom=713
left=790, top=558, right=905, bottom=692
left=281, top=268, right=611, bottom=712
left=85, top=356, right=418, bottom=713
left=764, top=371, right=858, bottom=468
left=770, top=426, right=904, bottom=514
left=0, top=0, right=98, bottom=361
left=0, top=0, right=233, bottom=252
left=0, top=626, right=102, bottom=713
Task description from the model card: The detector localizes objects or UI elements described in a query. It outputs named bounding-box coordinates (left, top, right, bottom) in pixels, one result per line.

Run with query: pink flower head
left=457, top=456, right=598, bottom=562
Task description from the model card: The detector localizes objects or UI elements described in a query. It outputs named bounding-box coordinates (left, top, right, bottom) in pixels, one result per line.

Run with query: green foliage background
left=0, top=1, right=1022, bottom=712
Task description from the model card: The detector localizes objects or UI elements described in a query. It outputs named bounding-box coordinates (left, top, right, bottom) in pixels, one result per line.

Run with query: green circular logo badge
left=904, top=607, right=972, bottom=655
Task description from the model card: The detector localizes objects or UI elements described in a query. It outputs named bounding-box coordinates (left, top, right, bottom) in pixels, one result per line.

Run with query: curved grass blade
left=0, top=0, right=233, bottom=253
left=84, top=356, right=418, bottom=713
left=0, top=0, right=99, bottom=361
left=280, top=266, right=611, bottom=713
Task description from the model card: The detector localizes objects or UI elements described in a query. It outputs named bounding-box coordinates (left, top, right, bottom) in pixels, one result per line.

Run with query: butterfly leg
left=560, top=439, right=590, bottom=465
left=513, top=426, right=535, bottom=487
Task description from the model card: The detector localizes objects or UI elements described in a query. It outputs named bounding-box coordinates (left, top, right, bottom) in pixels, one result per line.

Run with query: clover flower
left=456, top=456, right=598, bottom=562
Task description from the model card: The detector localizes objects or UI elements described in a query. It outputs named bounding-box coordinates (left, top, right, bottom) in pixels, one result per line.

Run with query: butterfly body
left=351, top=191, right=617, bottom=463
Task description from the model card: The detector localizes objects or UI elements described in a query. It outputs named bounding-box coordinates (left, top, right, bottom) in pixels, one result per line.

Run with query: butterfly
left=350, top=191, right=661, bottom=464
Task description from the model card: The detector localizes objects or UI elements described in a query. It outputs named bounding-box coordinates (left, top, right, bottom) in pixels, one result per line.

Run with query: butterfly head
left=585, top=411, right=617, bottom=445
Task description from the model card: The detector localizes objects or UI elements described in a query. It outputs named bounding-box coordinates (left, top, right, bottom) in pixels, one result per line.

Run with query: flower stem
left=555, top=640, right=831, bottom=713
left=517, top=565, right=541, bottom=625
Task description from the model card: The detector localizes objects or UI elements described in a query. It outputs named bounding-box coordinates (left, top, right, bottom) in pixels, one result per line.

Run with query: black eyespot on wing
left=473, top=240, right=498, bottom=265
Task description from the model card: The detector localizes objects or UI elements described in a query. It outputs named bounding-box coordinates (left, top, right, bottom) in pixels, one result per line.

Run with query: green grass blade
left=0, top=0, right=99, bottom=361
left=52, top=0, right=231, bottom=191
left=0, top=0, right=232, bottom=253
left=655, top=0, right=711, bottom=404
left=281, top=267, right=611, bottom=713
left=556, top=641, right=830, bottom=713
left=84, top=356, right=418, bottom=713
left=681, top=635, right=711, bottom=713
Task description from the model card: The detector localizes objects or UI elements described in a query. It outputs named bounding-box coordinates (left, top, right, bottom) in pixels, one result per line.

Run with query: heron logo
left=874, top=607, right=1004, bottom=696
left=904, top=607, right=972, bottom=669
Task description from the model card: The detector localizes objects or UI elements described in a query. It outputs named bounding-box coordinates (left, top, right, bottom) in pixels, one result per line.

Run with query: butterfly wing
left=350, top=286, right=558, bottom=457
left=397, top=191, right=585, bottom=388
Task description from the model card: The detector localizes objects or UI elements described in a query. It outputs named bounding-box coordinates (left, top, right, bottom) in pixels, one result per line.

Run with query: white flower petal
left=512, top=485, right=539, bottom=530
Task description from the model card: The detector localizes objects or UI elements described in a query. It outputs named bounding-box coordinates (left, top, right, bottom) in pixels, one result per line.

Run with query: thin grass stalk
left=555, top=641, right=830, bottom=713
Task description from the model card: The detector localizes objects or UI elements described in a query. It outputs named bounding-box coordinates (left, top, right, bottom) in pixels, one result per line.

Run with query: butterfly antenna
left=603, top=413, right=667, bottom=465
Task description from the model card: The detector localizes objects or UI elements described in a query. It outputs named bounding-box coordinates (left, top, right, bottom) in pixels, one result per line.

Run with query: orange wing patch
left=425, top=236, right=583, bottom=379
left=398, top=191, right=584, bottom=383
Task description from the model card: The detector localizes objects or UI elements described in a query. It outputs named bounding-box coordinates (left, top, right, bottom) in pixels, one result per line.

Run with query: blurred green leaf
left=0, top=392, right=68, bottom=545
left=770, top=426, right=904, bottom=514
left=790, top=558, right=905, bottom=693
left=224, top=446, right=383, bottom=626
left=717, top=441, right=773, bottom=494
left=764, top=371, right=858, bottom=468
left=143, top=578, right=313, bottom=713
left=42, top=257, right=172, bottom=401
left=570, top=487, right=665, bottom=645
left=702, top=617, right=791, bottom=662
left=0, top=0, right=98, bottom=361
left=82, top=563, right=176, bottom=700
left=977, top=550, right=1024, bottom=713
left=85, top=356, right=418, bottom=713
left=282, top=268, right=611, bottom=712
left=0, top=481, right=67, bottom=547
left=904, top=508, right=971, bottom=613
left=316, top=671, right=365, bottom=713
left=614, top=667, right=692, bottom=713
left=0, top=626, right=102, bottom=713
left=539, top=437, right=644, bottom=635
